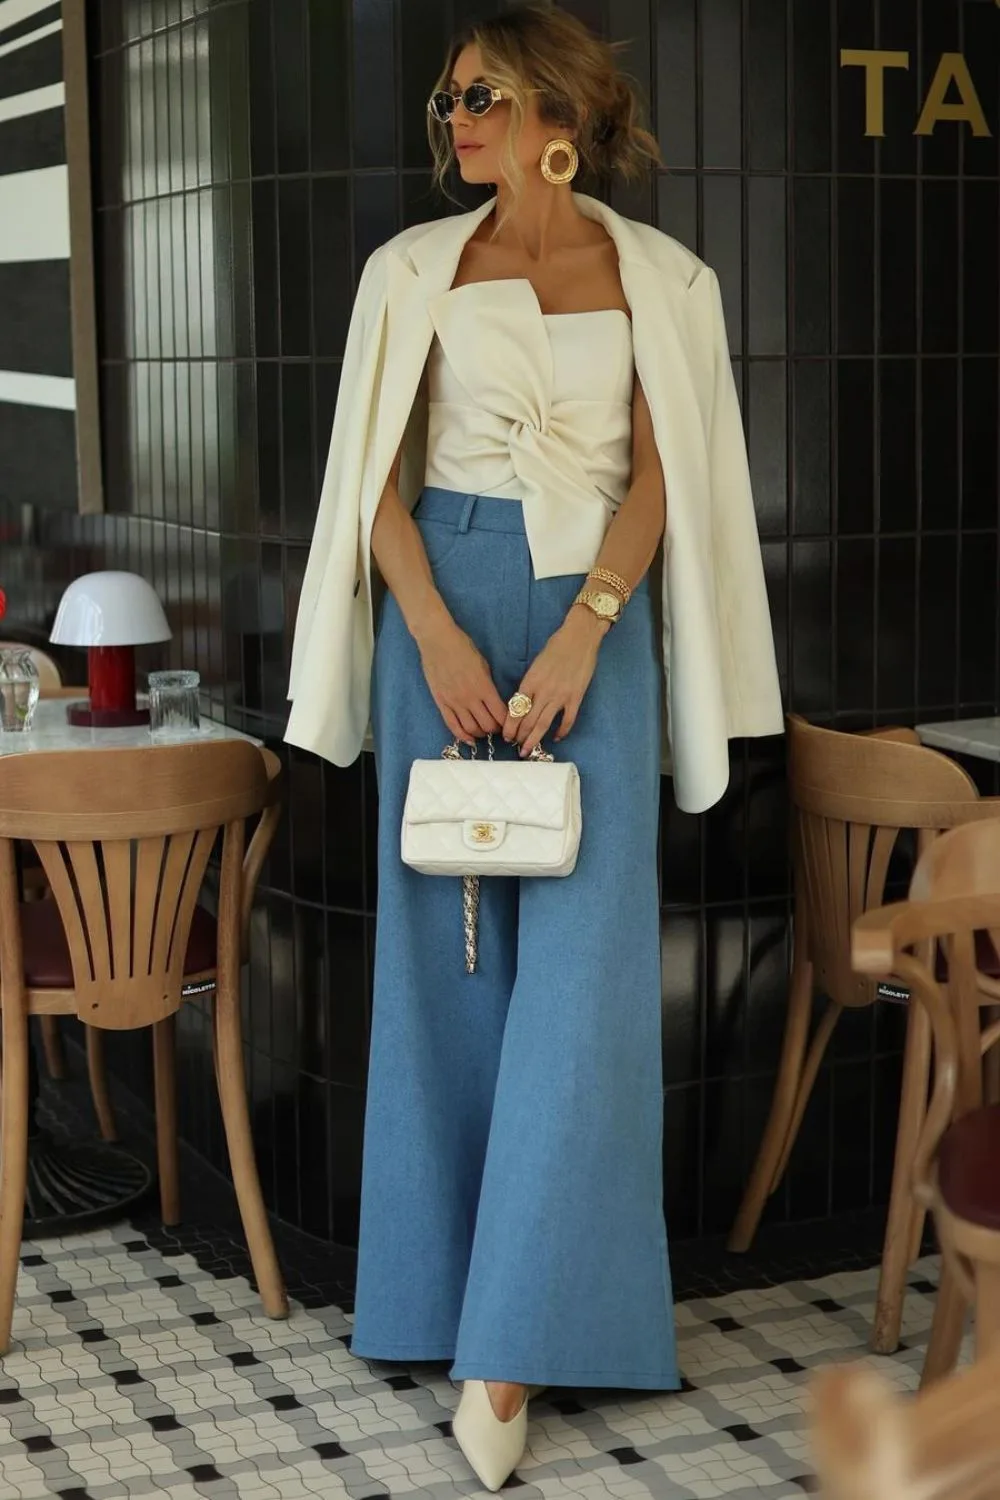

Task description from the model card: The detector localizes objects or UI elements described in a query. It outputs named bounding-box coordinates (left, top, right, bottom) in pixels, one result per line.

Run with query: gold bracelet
left=587, top=566, right=632, bottom=604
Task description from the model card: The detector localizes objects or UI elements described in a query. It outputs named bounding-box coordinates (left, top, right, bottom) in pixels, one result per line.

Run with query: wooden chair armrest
left=851, top=902, right=911, bottom=976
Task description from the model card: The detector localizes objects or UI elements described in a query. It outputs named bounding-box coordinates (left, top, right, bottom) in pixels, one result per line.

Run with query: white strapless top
left=423, top=279, right=634, bottom=578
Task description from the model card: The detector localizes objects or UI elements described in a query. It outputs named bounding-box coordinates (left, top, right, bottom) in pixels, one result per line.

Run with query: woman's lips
left=456, top=143, right=483, bottom=155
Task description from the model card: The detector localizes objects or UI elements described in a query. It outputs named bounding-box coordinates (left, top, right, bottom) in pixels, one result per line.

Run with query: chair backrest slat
left=0, top=742, right=267, bottom=1030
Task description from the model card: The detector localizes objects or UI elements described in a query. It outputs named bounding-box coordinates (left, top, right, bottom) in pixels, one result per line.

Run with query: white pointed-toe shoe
left=452, top=1381, right=538, bottom=1491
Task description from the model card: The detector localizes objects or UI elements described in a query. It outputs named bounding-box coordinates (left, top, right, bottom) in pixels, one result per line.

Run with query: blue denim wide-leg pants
left=350, top=488, right=679, bottom=1390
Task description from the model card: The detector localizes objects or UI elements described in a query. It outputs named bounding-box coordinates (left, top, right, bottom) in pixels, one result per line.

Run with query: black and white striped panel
left=0, top=0, right=78, bottom=508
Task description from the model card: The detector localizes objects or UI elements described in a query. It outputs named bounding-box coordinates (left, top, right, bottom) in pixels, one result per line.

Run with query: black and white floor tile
left=0, top=1221, right=957, bottom=1500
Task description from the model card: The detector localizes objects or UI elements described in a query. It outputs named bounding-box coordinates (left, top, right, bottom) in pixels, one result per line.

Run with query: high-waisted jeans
left=350, top=487, right=679, bottom=1389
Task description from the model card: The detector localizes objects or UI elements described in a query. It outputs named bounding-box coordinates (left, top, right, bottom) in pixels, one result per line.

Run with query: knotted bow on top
left=426, top=279, right=633, bottom=579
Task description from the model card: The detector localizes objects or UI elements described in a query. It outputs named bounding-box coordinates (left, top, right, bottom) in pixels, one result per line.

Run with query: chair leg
left=870, top=1001, right=932, bottom=1355
left=39, top=1016, right=67, bottom=1081
left=973, top=1261, right=1000, bottom=1362
left=213, top=984, right=288, bottom=1320
left=153, top=1017, right=181, bottom=1227
left=85, top=1027, right=118, bottom=1143
left=0, top=1012, right=30, bottom=1355
left=728, top=918, right=821, bottom=1252
left=921, top=1258, right=968, bottom=1388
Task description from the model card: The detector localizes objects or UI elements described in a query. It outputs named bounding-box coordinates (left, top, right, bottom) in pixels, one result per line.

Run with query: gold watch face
left=591, top=591, right=620, bottom=619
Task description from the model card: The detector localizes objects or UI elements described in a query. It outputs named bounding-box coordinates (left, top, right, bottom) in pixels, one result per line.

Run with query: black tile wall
left=2, top=0, right=999, bottom=1247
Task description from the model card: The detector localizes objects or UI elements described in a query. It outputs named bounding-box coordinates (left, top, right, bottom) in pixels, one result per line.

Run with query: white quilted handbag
left=401, top=736, right=582, bottom=972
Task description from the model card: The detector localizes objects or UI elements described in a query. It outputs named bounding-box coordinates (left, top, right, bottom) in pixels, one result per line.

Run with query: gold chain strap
left=587, top=565, right=632, bottom=604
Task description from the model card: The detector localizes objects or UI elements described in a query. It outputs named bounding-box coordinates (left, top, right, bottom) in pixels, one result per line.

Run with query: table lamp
left=50, top=571, right=172, bottom=726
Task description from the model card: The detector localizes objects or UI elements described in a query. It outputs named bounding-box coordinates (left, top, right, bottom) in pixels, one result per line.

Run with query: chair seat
left=19, top=898, right=218, bottom=988
left=938, top=1104, right=1000, bottom=1232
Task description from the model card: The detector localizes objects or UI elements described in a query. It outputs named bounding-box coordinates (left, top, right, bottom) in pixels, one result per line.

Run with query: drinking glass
left=148, top=669, right=201, bottom=740
left=0, top=647, right=40, bottom=732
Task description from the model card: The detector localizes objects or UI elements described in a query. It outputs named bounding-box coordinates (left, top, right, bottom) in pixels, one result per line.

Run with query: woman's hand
left=415, top=607, right=508, bottom=745
left=504, top=607, right=608, bottom=756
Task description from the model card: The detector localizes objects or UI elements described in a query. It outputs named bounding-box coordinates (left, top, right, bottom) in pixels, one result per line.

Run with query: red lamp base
left=64, top=644, right=147, bottom=726
left=65, top=702, right=150, bottom=728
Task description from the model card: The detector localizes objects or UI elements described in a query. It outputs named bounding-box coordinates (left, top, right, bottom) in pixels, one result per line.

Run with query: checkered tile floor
left=0, top=1225, right=958, bottom=1499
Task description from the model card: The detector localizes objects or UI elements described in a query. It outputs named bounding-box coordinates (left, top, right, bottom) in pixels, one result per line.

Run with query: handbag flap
left=405, top=759, right=577, bottom=831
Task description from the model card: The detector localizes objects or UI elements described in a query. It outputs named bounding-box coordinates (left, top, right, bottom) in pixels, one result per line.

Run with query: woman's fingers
left=481, top=682, right=508, bottom=728
left=554, top=699, right=580, bottom=741
left=521, top=703, right=560, bottom=757
left=502, top=674, right=538, bottom=742
left=469, top=703, right=499, bottom=736
left=439, top=704, right=470, bottom=745
left=454, top=707, right=481, bottom=740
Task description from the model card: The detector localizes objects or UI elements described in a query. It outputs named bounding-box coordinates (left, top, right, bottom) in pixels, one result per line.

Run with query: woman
left=287, top=4, right=782, bottom=1489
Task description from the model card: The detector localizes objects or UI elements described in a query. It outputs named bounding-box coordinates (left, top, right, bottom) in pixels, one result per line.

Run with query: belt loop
left=458, top=494, right=477, bottom=533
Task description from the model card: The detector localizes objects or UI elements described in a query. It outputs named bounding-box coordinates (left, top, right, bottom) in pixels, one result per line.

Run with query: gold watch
left=573, top=588, right=622, bottom=626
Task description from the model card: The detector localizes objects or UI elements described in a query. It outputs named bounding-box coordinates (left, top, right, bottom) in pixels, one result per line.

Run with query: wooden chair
left=729, top=714, right=1000, bottom=1355
left=0, top=741, right=288, bottom=1353
left=22, top=745, right=285, bottom=1220
left=853, top=816, right=1000, bottom=1385
left=0, top=643, right=83, bottom=1087
left=812, top=1349, right=1000, bottom=1500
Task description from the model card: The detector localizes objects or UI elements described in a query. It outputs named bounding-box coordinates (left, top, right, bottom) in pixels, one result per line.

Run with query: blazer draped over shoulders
left=285, top=192, right=783, bottom=814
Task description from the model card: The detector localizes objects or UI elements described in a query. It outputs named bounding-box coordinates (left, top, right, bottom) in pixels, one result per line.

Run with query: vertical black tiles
left=837, top=360, right=875, bottom=534
left=791, top=540, right=832, bottom=713
left=248, top=0, right=275, bottom=174
left=274, top=0, right=309, bottom=174
left=791, top=0, right=831, bottom=172
left=280, top=362, right=314, bottom=541
left=748, top=178, right=787, bottom=355
left=791, top=359, right=830, bottom=534
left=351, top=0, right=394, bottom=169
left=878, top=360, right=917, bottom=535
left=701, top=0, right=742, bottom=170
left=748, top=362, right=787, bottom=535
left=791, top=178, right=830, bottom=355
left=656, top=0, right=696, bottom=171
left=747, top=0, right=786, bottom=171
left=309, top=0, right=351, bottom=173
left=879, top=179, right=917, bottom=356
left=278, top=178, right=312, bottom=356
left=311, top=176, right=352, bottom=356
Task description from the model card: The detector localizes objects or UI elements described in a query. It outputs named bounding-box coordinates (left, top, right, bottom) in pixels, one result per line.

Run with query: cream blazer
left=285, top=192, right=784, bottom=814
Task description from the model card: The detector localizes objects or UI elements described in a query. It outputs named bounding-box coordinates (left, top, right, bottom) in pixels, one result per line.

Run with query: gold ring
left=507, top=692, right=533, bottom=720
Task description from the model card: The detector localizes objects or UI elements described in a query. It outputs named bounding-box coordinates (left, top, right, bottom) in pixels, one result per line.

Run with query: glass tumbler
left=0, top=647, right=40, bottom=732
left=148, top=669, right=201, bottom=740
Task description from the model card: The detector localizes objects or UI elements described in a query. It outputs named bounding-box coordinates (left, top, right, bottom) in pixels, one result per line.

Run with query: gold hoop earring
left=540, top=138, right=578, bottom=185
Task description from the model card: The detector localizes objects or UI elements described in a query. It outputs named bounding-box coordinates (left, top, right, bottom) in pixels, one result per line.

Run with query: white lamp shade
left=50, top=571, right=172, bottom=647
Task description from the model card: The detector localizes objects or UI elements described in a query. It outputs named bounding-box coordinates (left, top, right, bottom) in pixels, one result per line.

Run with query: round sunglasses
left=427, top=83, right=504, bottom=123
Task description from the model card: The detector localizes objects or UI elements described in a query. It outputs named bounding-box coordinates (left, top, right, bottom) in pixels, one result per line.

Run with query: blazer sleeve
left=697, top=266, right=785, bottom=739
left=287, top=248, right=386, bottom=707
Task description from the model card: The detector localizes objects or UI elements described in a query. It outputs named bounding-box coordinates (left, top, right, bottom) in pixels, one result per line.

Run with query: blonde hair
left=428, top=3, right=661, bottom=206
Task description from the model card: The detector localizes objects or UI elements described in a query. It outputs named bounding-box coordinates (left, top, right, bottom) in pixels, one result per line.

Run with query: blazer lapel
left=573, top=195, right=713, bottom=551
left=371, top=199, right=494, bottom=503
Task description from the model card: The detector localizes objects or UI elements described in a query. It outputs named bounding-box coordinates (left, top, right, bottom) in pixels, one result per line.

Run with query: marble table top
left=915, top=716, right=1000, bottom=763
left=0, top=698, right=260, bottom=755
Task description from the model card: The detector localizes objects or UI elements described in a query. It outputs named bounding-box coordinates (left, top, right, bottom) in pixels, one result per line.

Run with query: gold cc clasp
left=470, top=822, right=497, bottom=844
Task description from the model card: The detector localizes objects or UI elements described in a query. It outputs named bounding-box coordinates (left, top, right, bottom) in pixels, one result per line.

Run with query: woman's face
left=446, top=43, right=562, bottom=187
